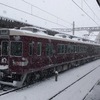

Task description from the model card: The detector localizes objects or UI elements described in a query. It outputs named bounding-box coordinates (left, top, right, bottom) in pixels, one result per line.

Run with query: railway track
left=0, top=64, right=99, bottom=98
left=49, top=65, right=100, bottom=100
left=0, top=73, right=53, bottom=96
left=0, top=83, right=33, bottom=96
left=0, top=88, right=17, bottom=96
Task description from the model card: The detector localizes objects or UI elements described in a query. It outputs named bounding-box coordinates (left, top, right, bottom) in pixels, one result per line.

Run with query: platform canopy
left=0, top=16, right=32, bottom=29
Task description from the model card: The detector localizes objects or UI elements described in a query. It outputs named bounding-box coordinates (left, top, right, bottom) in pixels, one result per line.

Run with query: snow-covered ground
left=85, top=80, right=100, bottom=100
left=0, top=59, right=100, bottom=100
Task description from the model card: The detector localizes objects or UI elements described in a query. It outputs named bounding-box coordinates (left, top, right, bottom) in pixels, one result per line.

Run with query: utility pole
left=72, top=21, right=75, bottom=35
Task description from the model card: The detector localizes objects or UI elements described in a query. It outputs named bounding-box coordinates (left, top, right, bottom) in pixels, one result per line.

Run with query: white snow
left=0, top=60, right=100, bottom=100
left=0, top=1, right=100, bottom=99
left=84, top=81, right=100, bottom=100
left=0, top=0, right=99, bottom=42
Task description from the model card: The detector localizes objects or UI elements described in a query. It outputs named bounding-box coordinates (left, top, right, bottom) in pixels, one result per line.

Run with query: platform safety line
left=49, top=65, right=100, bottom=100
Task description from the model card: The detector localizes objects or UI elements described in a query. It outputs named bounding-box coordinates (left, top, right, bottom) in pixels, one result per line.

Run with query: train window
left=57, top=44, right=65, bottom=54
left=2, top=41, right=9, bottom=56
left=37, top=42, right=42, bottom=56
left=11, top=42, right=22, bottom=56
left=29, top=43, right=33, bottom=56
left=65, top=45, right=68, bottom=53
left=80, top=46, right=84, bottom=53
left=73, top=45, right=75, bottom=53
left=62, top=44, right=65, bottom=53
left=75, top=45, right=77, bottom=53
left=78, top=46, right=80, bottom=52
left=46, top=43, right=53, bottom=56
left=80, top=46, right=82, bottom=53
left=76, top=46, right=78, bottom=53
left=79, top=45, right=81, bottom=53
left=83, top=46, right=85, bottom=52
left=71, top=45, right=74, bottom=53
left=84, top=46, right=86, bottom=52
left=67, top=45, right=71, bottom=53
left=57, top=44, right=61, bottom=54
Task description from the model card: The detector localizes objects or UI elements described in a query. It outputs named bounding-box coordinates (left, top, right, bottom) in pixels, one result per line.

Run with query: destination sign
left=0, top=30, right=9, bottom=35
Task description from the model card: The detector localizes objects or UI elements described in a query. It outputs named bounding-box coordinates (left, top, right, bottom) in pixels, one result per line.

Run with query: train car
left=0, top=28, right=100, bottom=87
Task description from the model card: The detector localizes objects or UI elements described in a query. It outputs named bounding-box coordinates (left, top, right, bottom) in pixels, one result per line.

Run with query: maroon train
left=0, top=27, right=100, bottom=87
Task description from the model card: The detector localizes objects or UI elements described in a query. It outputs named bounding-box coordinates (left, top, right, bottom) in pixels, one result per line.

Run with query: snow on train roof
left=9, top=29, right=100, bottom=46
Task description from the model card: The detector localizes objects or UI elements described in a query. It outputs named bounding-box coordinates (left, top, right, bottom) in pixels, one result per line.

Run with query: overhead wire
left=83, top=0, right=100, bottom=21
left=72, top=0, right=99, bottom=26
left=0, top=2, right=68, bottom=28
left=22, top=0, right=72, bottom=25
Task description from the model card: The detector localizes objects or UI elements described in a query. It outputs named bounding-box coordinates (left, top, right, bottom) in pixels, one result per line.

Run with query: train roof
left=0, top=28, right=100, bottom=46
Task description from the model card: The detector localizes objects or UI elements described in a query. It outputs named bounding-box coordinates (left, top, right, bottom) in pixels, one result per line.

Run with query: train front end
left=0, top=29, right=12, bottom=86
left=0, top=29, right=24, bottom=87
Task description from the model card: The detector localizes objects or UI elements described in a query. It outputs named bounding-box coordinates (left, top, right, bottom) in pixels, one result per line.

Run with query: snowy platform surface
left=85, top=80, right=100, bottom=100
left=0, top=60, right=100, bottom=100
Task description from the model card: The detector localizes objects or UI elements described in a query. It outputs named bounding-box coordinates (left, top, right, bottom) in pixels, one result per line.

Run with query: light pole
left=72, top=21, right=75, bottom=35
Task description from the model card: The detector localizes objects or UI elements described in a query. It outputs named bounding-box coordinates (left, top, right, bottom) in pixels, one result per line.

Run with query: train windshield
left=11, top=42, right=22, bottom=56
left=2, top=41, right=9, bottom=56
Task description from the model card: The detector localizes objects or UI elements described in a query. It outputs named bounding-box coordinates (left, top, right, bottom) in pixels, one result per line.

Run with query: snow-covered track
left=49, top=65, right=100, bottom=100
left=0, top=88, right=17, bottom=96
left=0, top=85, right=31, bottom=96
left=0, top=62, right=100, bottom=98
left=0, top=75, right=53, bottom=96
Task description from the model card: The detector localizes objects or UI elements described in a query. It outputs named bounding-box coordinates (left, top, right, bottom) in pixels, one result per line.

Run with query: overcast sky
left=0, top=0, right=100, bottom=29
